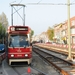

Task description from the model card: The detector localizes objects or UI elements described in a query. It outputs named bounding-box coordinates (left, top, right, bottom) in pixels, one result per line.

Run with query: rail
left=33, top=46, right=75, bottom=75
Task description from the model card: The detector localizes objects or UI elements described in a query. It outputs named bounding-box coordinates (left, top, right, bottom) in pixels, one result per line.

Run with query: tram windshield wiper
left=9, top=41, right=14, bottom=48
left=11, top=43, right=14, bottom=48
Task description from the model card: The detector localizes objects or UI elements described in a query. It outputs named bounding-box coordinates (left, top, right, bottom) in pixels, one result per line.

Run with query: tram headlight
left=11, top=54, right=14, bottom=57
left=25, top=54, right=28, bottom=57
left=11, top=27, right=15, bottom=31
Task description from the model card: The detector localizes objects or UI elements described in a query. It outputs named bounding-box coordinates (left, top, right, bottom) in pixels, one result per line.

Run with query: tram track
left=34, top=46, right=67, bottom=60
left=35, top=44, right=75, bottom=58
left=11, top=65, right=45, bottom=75
left=31, top=51, right=61, bottom=75
left=2, top=59, right=45, bottom=75
left=33, top=46, right=75, bottom=75
left=12, top=67, right=21, bottom=75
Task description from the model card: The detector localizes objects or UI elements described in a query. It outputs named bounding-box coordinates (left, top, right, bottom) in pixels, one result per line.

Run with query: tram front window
left=9, top=35, right=29, bottom=47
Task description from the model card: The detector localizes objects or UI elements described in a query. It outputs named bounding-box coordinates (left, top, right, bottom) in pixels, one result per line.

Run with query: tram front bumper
left=9, top=58, right=32, bottom=65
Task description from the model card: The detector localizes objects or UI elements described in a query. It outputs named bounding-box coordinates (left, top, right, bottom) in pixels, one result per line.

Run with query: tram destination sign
left=15, top=27, right=28, bottom=31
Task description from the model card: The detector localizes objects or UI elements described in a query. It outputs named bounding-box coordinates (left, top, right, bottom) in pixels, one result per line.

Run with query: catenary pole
left=67, top=0, right=72, bottom=60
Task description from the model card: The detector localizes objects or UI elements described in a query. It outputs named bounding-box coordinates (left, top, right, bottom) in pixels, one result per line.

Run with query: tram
left=6, top=4, right=32, bottom=65
left=6, top=26, right=32, bottom=65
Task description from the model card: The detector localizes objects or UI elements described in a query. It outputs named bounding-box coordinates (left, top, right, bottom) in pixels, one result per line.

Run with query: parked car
left=0, top=44, right=5, bottom=53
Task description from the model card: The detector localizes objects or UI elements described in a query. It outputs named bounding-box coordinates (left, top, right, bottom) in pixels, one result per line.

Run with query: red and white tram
left=6, top=26, right=32, bottom=65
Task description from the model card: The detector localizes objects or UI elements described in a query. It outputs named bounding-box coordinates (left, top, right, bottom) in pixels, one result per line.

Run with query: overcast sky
left=0, top=0, right=75, bottom=35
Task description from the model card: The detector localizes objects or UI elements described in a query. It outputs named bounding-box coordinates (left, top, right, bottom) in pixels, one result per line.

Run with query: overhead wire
left=18, top=0, right=23, bottom=4
left=24, top=0, right=75, bottom=5
left=37, top=0, right=42, bottom=4
left=25, top=3, right=75, bottom=5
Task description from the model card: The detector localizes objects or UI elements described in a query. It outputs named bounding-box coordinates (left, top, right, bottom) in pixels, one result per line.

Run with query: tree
left=46, top=27, right=54, bottom=41
left=1, top=27, right=6, bottom=37
left=0, top=12, right=8, bottom=43
left=0, top=23, right=6, bottom=38
left=0, top=23, right=2, bottom=38
left=30, top=29, right=34, bottom=43
left=0, top=23, right=6, bottom=43
left=0, top=12, right=8, bottom=30
left=30, top=29, right=34, bottom=37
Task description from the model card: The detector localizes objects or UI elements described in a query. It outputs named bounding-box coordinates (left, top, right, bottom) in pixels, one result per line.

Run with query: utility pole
left=67, top=0, right=72, bottom=60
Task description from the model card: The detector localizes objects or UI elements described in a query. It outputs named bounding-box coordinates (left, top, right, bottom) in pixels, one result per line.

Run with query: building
left=54, top=16, right=75, bottom=44
left=32, top=32, right=49, bottom=43
left=39, top=32, right=49, bottom=43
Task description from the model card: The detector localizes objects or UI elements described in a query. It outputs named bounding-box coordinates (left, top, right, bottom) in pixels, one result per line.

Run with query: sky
left=0, top=0, right=75, bottom=35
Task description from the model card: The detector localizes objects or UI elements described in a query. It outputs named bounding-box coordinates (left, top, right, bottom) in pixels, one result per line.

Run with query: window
left=9, top=35, right=29, bottom=47
left=71, top=20, right=75, bottom=26
left=71, top=28, right=75, bottom=34
left=62, top=31, right=66, bottom=36
left=72, top=36, right=75, bottom=44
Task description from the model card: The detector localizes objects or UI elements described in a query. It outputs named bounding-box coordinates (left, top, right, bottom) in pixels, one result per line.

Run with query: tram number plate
left=17, top=54, right=22, bottom=57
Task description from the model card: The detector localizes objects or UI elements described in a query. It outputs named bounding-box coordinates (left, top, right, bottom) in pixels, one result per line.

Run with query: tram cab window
left=8, top=35, right=29, bottom=47
left=20, top=36, right=29, bottom=47
left=9, top=35, right=19, bottom=47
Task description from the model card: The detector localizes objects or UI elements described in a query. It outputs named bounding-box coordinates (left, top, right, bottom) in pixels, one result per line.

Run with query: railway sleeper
left=53, top=61, right=65, bottom=64
left=53, top=62, right=70, bottom=67
left=62, top=67, right=73, bottom=71
left=58, top=65, right=72, bottom=68
left=70, top=66, right=75, bottom=68
left=67, top=70, right=75, bottom=73
left=45, top=56, right=52, bottom=59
